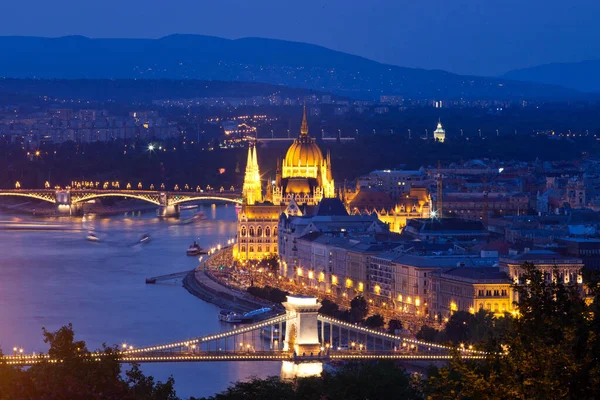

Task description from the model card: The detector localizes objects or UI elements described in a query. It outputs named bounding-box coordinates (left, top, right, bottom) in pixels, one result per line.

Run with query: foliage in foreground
left=197, top=361, right=420, bottom=400
left=0, top=323, right=177, bottom=400
left=424, top=262, right=600, bottom=400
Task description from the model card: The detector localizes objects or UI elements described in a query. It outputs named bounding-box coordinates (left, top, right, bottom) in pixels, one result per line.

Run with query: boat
left=186, top=241, right=207, bottom=256
left=139, top=234, right=151, bottom=244
left=180, top=204, right=199, bottom=210
left=180, top=212, right=207, bottom=225
left=241, top=307, right=273, bottom=323
left=86, top=233, right=99, bottom=242
left=218, top=309, right=242, bottom=323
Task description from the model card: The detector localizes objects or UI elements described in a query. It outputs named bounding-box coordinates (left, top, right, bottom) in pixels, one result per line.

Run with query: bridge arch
left=0, top=191, right=56, bottom=204
left=71, top=192, right=161, bottom=206
left=168, top=196, right=242, bottom=206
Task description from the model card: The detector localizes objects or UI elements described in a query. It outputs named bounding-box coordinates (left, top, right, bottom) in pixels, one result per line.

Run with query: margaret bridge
left=2, top=296, right=486, bottom=376
left=0, top=188, right=243, bottom=217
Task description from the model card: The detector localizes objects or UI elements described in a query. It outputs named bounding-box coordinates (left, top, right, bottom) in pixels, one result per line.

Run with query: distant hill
left=0, top=35, right=585, bottom=100
left=0, top=79, right=323, bottom=104
left=503, top=60, right=600, bottom=93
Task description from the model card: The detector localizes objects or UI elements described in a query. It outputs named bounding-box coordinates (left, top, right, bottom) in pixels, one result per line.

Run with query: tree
left=0, top=324, right=179, bottom=400
left=196, top=377, right=295, bottom=400
left=424, top=262, right=600, bottom=399
left=416, top=325, right=440, bottom=343
left=260, top=254, right=279, bottom=274
left=388, top=319, right=403, bottom=334
left=349, top=296, right=368, bottom=323
left=201, top=361, right=420, bottom=400
left=319, top=298, right=339, bottom=316
left=364, top=314, right=385, bottom=329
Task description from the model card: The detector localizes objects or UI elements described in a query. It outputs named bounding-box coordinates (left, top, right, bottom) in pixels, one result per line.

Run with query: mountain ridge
left=0, top=34, right=586, bottom=100
left=503, top=60, right=600, bottom=93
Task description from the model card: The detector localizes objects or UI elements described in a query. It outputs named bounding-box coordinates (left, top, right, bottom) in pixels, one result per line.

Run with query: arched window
left=249, top=226, right=255, bottom=237
left=241, top=226, right=247, bottom=237
left=249, top=246, right=254, bottom=253
left=241, top=246, right=246, bottom=253
left=257, top=226, right=263, bottom=237
left=258, top=246, right=262, bottom=253
left=265, top=227, right=271, bottom=237
left=273, top=227, right=278, bottom=237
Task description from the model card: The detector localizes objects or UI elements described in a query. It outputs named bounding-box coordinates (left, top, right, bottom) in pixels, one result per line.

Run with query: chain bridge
left=2, top=296, right=486, bottom=375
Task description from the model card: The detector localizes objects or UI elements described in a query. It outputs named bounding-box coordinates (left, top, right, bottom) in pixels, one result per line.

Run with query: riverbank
left=183, top=248, right=275, bottom=314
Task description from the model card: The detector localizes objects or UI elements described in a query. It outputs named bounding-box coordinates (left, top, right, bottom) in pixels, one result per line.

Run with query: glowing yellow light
left=331, top=275, right=338, bottom=286
left=308, top=270, right=314, bottom=279
left=374, top=285, right=381, bottom=295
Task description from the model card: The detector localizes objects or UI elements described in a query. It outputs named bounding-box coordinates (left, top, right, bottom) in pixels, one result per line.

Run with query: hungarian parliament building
left=233, top=109, right=431, bottom=262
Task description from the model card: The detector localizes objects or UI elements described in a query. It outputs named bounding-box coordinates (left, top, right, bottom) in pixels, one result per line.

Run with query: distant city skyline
left=2, top=0, right=600, bottom=76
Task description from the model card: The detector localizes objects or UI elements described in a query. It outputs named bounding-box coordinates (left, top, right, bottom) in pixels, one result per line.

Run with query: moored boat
left=186, top=241, right=207, bottom=256
left=241, top=307, right=273, bottom=323
left=218, top=309, right=242, bottom=323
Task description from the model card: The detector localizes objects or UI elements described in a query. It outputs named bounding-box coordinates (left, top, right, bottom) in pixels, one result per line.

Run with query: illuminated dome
left=284, top=136, right=324, bottom=168
left=283, top=107, right=324, bottom=174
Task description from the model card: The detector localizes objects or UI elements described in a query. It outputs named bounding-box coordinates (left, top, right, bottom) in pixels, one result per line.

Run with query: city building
left=403, top=218, right=489, bottom=241
left=556, top=237, right=600, bottom=270
left=347, top=187, right=431, bottom=233
left=499, top=250, right=583, bottom=303
left=433, top=120, right=446, bottom=142
left=234, top=108, right=335, bottom=261
left=430, top=267, right=512, bottom=318
left=356, top=169, right=428, bottom=200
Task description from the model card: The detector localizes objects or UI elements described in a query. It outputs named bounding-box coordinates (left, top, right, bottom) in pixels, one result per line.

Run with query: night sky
left=2, top=0, right=599, bottom=76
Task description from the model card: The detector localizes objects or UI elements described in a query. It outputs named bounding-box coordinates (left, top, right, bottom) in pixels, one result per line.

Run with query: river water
left=0, top=204, right=280, bottom=399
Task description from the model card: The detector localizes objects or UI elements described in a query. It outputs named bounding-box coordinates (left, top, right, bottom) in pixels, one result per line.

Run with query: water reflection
left=0, top=204, right=280, bottom=398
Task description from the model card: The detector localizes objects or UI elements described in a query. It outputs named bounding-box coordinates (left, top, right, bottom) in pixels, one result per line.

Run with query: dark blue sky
left=2, top=0, right=599, bottom=76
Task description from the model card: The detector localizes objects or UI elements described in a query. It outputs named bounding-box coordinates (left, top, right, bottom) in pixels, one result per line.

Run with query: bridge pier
left=157, top=204, right=180, bottom=218
left=283, top=295, right=321, bottom=356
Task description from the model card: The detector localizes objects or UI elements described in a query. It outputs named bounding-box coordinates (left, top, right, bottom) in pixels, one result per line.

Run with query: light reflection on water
left=0, top=204, right=280, bottom=399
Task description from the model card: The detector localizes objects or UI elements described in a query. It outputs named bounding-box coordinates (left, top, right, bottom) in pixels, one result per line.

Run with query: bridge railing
left=124, top=314, right=290, bottom=355
left=318, top=315, right=487, bottom=355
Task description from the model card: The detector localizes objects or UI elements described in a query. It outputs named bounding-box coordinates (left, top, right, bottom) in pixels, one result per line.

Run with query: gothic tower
left=242, top=143, right=262, bottom=205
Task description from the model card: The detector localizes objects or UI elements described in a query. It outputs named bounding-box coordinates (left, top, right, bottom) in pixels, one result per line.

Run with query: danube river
left=0, top=204, right=280, bottom=398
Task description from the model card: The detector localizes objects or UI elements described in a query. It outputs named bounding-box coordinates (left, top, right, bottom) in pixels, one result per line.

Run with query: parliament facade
left=234, top=108, right=335, bottom=261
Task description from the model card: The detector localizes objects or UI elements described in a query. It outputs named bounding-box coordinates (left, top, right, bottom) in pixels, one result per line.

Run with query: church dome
left=284, top=107, right=324, bottom=168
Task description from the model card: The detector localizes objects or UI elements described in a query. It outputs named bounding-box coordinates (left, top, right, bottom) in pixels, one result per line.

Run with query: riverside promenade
left=183, top=247, right=274, bottom=314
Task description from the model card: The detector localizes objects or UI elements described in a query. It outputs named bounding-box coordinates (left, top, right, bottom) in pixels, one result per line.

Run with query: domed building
left=273, top=107, right=335, bottom=205
left=235, top=108, right=335, bottom=261
left=434, top=120, right=446, bottom=142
